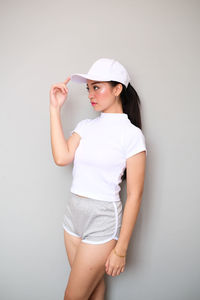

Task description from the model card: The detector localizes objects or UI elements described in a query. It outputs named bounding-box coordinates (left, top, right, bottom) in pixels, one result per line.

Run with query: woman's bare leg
left=64, top=238, right=117, bottom=300
left=64, top=230, right=108, bottom=299
left=64, top=230, right=82, bottom=267
left=88, top=276, right=105, bottom=300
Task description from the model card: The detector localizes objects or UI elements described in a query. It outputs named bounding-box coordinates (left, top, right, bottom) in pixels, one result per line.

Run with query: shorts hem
left=81, top=235, right=119, bottom=245
left=63, top=224, right=81, bottom=238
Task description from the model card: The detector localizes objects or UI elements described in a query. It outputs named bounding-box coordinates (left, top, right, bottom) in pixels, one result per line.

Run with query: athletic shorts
left=62, top=192, right=123, bottom=244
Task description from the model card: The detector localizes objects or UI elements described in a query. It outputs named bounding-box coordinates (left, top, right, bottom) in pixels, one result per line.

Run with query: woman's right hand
left=49, top=76, right=71, bottom=109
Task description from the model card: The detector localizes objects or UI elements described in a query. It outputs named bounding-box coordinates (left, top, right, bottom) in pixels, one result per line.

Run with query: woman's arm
left=115, top=150, right=146, bottom=254
left=105, top=151, right=146, bottom=276
left=115, top=195, right=143, bottom=256
left=50, top=106, right=69, bottom=165
left=49, top=77, right=80, bottom=166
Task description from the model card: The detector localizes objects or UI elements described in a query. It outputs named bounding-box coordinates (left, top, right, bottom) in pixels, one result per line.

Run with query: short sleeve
left=70, top=118, right=90, bottom=138
left=125, top=127, right=147, bottom=159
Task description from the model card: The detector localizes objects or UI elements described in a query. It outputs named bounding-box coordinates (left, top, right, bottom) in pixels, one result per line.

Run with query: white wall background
left=0, top=0, right=199, bottom=299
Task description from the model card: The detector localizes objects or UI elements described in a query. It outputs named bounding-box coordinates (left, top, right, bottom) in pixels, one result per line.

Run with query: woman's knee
left=89, top=276, right=106, bottom=300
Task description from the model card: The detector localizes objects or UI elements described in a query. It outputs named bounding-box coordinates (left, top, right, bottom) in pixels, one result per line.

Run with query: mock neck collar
left=100, top=112, right=128, bottom=120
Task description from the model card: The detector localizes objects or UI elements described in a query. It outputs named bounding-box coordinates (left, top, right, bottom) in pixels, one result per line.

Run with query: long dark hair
left=109, top=81, right=143, bottom=181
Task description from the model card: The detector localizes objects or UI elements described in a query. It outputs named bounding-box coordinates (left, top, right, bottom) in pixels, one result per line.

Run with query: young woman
left=49, top=58, right=147, bottom=300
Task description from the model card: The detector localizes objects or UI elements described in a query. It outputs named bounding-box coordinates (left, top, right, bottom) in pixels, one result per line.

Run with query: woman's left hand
left=105, top=249, right=126, bottom=276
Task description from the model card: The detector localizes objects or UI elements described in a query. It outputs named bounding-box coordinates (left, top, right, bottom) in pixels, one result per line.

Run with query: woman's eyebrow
left=86, top=82, right=102, bottom=87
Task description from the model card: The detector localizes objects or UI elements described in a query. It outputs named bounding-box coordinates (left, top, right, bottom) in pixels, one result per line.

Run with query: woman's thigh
left=65, top=238, right=117, bottom=300
left=64, top=230, right=106, bottom=300
left=64, top=230, right=81, bottom=267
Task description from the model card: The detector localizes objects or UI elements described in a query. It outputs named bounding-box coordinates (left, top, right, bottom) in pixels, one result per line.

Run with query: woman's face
left=86, top=80, right=120, bottom=112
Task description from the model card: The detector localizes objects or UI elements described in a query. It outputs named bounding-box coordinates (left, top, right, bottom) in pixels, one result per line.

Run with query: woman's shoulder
left=125, top=120, right=144, bottom=137
left=123, top=122, right=147, bottom=158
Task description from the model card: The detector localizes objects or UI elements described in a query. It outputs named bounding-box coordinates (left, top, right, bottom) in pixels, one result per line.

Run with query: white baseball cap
left=70, top=58, right=130, bottom=88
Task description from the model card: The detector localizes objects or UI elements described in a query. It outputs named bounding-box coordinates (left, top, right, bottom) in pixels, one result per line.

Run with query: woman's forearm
left=115, top=196, right=142, bottom=256
left=49, top=105, right=69, bottom=165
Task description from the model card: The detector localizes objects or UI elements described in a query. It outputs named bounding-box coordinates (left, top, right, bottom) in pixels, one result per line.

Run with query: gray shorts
left=62, top=192, right=123, bottom=244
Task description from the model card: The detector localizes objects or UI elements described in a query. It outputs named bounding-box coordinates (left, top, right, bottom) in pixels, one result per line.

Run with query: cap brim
left=70, top=73, right=111, bottom=84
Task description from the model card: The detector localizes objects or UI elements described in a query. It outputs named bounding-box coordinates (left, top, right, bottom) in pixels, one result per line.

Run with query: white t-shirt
left=70, top=112, right=147, bottom=202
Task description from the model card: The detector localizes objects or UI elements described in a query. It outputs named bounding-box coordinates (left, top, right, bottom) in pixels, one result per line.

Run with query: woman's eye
left=86, top=86, right=99, bottom=92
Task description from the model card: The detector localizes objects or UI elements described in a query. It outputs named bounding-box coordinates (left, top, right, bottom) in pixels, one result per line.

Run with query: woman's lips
left=91, top=102, right=97, bottom=106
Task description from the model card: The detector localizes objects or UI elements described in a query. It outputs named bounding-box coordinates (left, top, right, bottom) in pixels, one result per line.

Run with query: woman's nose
left=88, top=91, right=94, bottom=99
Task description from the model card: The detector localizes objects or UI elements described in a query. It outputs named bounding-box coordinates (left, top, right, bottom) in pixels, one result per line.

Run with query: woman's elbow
left=54, top=155, right=73, bottom=166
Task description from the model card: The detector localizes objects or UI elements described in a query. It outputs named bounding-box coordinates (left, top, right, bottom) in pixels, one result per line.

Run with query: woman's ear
left=115, top=83, right=123, bottom=97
